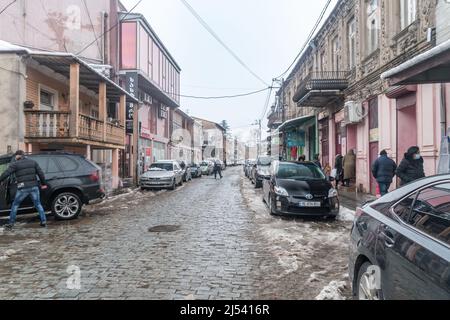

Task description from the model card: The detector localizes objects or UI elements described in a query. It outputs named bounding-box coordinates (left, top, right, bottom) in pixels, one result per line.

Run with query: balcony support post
left=99, top=82, right=107, bottom=142
left=69, top=63, right=80, bottom=137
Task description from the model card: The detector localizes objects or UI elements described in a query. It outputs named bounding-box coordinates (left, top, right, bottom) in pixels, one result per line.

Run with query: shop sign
left=141, top=127, right=151, bottom=139
left=159, top=104, right=168, bottom=119
left=369, top=128, right=379, bottom=142
left=125, top=72, right=138, bottom=134
left=334, top=109, right=345, bottom=123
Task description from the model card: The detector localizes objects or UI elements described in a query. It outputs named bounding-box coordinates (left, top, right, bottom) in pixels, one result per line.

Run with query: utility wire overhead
left=179, top=0, right=269, bottom=87
left=0, top=0, right=17, bottom=16
left=275, top=0, right=333, bottom=80
left=176, top=87, right=271, bottom=100
left=76, top=0, right=143, bottom=56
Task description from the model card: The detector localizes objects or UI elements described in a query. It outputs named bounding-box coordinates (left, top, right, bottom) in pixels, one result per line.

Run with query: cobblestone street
left=0, top=167, right=354, bottom=300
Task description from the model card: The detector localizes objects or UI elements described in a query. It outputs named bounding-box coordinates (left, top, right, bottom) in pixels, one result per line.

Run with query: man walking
left=0, top=150, right=48, bottom=229
left=396, top=146, right=425, bottom=186
left=213, top=160, right=223, bottom=180
left=371, top=150, right=397, bottom=196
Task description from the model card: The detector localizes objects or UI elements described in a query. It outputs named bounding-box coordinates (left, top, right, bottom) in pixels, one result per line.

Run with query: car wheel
left=51, top=192, right=82, bottom=220
left=169, top=179, right=176, bottom=191
left=179, top=178, right=183, bottom=186
left=356, top=262, right=384, bottom=300
left=268, top=195, right=277, bottom=216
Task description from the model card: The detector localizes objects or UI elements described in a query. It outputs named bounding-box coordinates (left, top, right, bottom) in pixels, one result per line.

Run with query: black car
left=251, top=156, right=272, bottom=189
left=349, top=174, right=450, bottom=300
left=0, top=153, right=105, bottom=221
left=189, top=163, right=202, bottom=178
left=262, top=161, right=339, bottom=218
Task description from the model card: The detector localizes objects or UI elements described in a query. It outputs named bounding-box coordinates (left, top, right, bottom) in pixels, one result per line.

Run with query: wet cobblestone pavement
left=0, top=167, right=353, bottom=300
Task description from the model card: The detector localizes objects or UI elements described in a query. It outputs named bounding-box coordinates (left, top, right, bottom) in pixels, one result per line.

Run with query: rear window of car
left=56, top=156, right=79, bottom=172
left=276, top=163, right=326, bottom=180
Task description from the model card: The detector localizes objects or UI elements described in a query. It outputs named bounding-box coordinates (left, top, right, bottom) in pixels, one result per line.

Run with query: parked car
left=245, top=159, right=256, bottom=178
left=140, top=160, right=183, bottom=190
left=262, top=161, right=339, bottom=218
left=251, top=156, right=272, bottom=188
left=0, top=152, right=105, bottom=221
left=200, top=161, right=214, bottom=176
left=349, top=174, right=450, bottom=300
left=178, top=161, right=192, bottom=182
left=190, top=163, right=202, bottom=178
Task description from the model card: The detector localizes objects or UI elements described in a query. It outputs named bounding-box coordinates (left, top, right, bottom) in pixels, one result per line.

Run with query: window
left=332, top=36, right=339, bottom=71
left=57, top=156, right=78, bottom=172
left=30, top=156, right=48, bottom=173
left=367, top=0, right=379, bottom=54
left=408, top=183, right=450, bottom=245
left=47, top=158, right=61, bottom=174
left=39, top=85, right=58, bottom=111
left=348, top=18, right=356, bottom=69
left=394, top=193, right=416, bottom=222
left=400, top=0, right=417, bottom=30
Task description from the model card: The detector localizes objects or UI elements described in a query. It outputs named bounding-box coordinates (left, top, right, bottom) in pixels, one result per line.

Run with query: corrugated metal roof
left=0, top=40, right=138, bottom=104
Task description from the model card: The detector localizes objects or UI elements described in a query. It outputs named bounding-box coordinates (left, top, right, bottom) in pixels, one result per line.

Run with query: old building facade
left=271, top=0, right=450, bottom=194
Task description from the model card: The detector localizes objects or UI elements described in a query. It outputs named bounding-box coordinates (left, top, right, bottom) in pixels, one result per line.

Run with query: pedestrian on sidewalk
left=371, top=150, right=397, bottom=196
left=0, top=150, right=48, bottom=230
left=298, top=155, right=306, bottom=162
left=334, top=154, right=344, bottom=188
left=396, top=146, right=425, bottom=186
left=343, top=149, right=356, bottom=187
left=213, top=160, right=223, bottom=180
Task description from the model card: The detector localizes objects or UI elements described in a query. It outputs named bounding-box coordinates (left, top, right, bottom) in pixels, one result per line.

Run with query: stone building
left=271, top=0, right=450, bottom=194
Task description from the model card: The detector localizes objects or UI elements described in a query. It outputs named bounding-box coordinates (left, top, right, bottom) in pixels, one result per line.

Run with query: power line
left=81, top=0, right=103, bottom=59
left=76, top=0, right=143, bottom=56
left=260, top=81, right=274, bottom=120
left=177, top=87, right=271, bottom=100
left=0, top=0, right=16, bottom=16
left=179, top=0, right=269, bottom=87
left=275, top=0, right=332, bottom=80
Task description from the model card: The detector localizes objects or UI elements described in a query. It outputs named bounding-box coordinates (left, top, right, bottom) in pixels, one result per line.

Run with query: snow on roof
left=381, top=38, right=450, bottom=79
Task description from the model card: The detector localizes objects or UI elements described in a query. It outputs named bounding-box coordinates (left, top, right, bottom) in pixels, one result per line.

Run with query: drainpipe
left=441, top=83, right=447, bottom=138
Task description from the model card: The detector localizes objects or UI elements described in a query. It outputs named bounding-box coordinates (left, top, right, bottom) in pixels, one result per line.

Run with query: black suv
left=0, top=153, right=105, bottom=221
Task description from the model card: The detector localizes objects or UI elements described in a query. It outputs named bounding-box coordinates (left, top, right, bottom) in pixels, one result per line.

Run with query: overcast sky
left=122, top=0, right=337, bottom=140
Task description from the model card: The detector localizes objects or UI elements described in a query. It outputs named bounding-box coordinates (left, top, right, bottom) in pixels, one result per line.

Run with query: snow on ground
left=240, top=175, right=354, bottom=299
left=338, top=206, right=356, bottom=222
left=315, top=280, right=348, bottom=300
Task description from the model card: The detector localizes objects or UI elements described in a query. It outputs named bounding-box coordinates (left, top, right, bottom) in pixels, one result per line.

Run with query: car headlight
left=328, top=188, right=338, bottom=198
left=274, top=186, right=289, bottom=197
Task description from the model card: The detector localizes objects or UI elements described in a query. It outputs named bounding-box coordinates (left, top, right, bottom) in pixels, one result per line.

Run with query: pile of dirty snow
left=315, top=280, right=348, bottom=300
left=338, top=207, right=355, bottom=222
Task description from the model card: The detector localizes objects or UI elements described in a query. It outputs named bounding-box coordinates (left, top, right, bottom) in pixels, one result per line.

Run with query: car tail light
left=90, top=170, right=100, bottom=182
left=355, top=207, right=364, bottom=218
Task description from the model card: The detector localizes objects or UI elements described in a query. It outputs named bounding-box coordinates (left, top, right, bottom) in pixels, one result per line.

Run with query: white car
left=139, top=160, right=184, bottom=190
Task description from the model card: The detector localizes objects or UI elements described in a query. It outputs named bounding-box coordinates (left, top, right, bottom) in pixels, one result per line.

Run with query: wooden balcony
left=25, top=110, right=125, bottom=148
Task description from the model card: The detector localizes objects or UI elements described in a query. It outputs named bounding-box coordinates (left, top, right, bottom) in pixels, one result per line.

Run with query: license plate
left=298, top=202, right=321, bottom=208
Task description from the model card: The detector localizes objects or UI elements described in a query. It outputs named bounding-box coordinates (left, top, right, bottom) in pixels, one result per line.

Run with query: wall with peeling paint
left=0, top=0, right=120, bottom=71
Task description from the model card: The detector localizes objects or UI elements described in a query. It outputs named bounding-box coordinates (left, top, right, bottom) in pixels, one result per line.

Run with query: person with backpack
left=0, top=150, right=48, bottom=229
left=371, top=150, right=397, bottom=196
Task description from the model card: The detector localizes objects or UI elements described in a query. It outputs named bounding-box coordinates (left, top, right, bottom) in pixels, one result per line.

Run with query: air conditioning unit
left=344, top=101, right=364, bottom=124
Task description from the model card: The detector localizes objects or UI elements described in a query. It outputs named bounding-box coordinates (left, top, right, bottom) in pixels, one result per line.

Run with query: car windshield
left=258, top=157, right=272, bottom=166
left=150, top=163, right=173, bottom=171
left=276, top=163, right=326, bottom=180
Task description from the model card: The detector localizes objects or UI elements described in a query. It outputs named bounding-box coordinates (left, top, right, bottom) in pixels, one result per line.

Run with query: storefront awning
left=381, top=39, right=450, bottom=86
left=278, top=115, right=315, bottom=132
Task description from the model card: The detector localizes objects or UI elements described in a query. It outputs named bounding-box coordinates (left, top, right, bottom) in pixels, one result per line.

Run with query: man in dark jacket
left=0, top=150, right=48, bottom=229
left=213, top=160, right=223, bottom=180
left=371, top=150, right=397, bottom=196
left=396, top=146, right=425, bottom=186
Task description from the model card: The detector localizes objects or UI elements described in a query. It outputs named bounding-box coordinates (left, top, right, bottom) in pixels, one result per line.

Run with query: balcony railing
left=293, top=71, right=350, bottom=105
left=25, top=111, right=124, bottom=146
left=79, top=114, right=104, bottom=142
left=25, top=110, right=70, bottom=138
